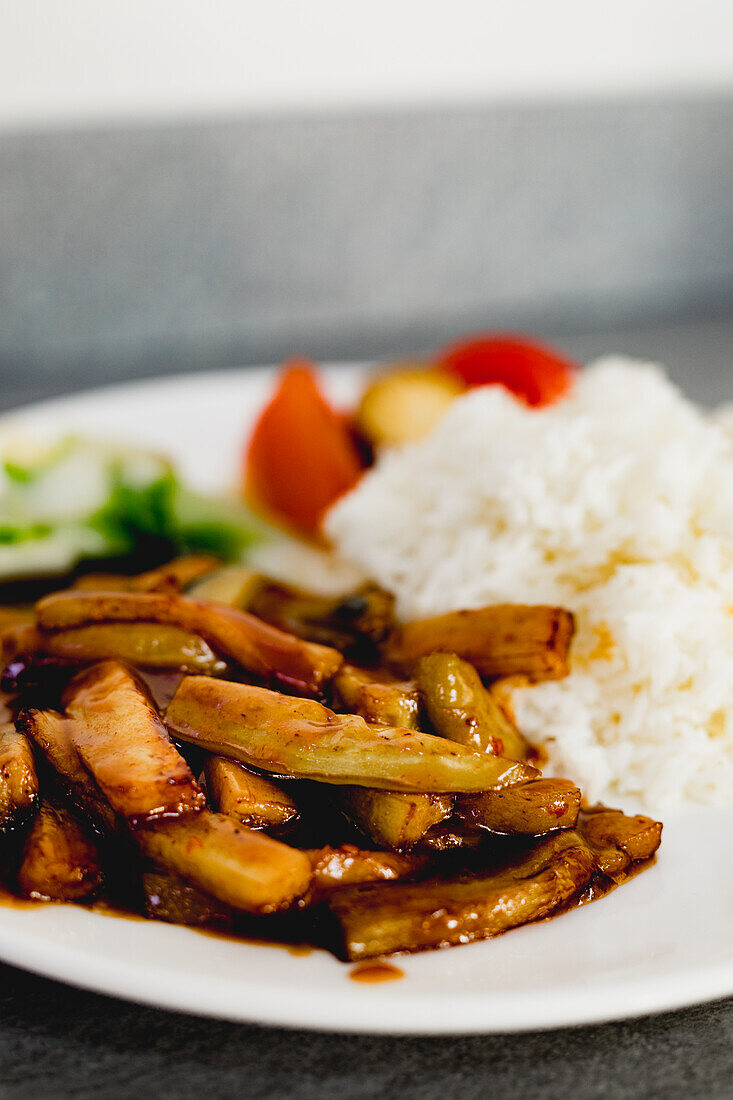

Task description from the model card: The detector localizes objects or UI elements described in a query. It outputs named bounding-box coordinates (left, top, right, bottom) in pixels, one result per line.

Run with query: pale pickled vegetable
left=356, top=367, right=463, bottom=448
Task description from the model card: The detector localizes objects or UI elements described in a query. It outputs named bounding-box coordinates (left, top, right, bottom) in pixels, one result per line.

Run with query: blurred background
left=2, top=0, right=733, bottom=408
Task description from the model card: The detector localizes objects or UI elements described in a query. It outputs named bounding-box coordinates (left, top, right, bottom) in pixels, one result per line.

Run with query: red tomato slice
left=245, top=360, right=364, bottom=537
left=438, top=334, right=578, bottom=407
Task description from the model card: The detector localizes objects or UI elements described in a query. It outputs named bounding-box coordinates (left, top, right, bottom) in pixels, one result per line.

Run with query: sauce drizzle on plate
left=349, top=961, right=404, bottom=984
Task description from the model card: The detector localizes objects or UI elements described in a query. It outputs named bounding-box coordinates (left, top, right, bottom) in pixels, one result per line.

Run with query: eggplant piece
left=386, top=604, right=575, bottom=682
left=355, top=366, right=463, bottom=448
left=136, top=811, right=312, bottom=913
left=250, top=581, right=395, bottom=653
left=416, top=652, right=529, bottom=760
left=2, top=621, right=40, bottom=663
left=18, top=708, right=119, bottom=833
left=142, top=868, right=233, bottom=927
left=37, top=590, right=343, bottom=696
left=73, top=555, right=221, bottom=595
left=0, top=723, right=38, bottom=833
left=186, top=565, right=265, bottom=607
left=333, top=667, right=443, bottom=847
left=339, top=787, right=452, bottom=849
left=416, top=820, right=487, bottom=852
left=17, top=799, right=103, bottom=902
left=306, top=845, right=428, bottom=902
left=63, top=661, right=205, bottom=825
left=130, top=556, right=222, bottom=592
left=327, top=833, right=595, bottom=960
left=333, top=664, right=419, bottom=729
left=204, top=756, right=299, bottom=831
left=40, top=623, right=225, bottom=674
left=0, top=691, right=16, bottom=724
left=458, top=778, right=581, bottom=836
left=578, top=806, right=662, bottom=878
left=0, top=606, right=35, bottom=643
left=166, top=677, right=537, bottom=793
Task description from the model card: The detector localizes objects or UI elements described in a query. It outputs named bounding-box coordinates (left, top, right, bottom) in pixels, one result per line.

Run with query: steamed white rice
left=326, top=358, right=733, bottom=811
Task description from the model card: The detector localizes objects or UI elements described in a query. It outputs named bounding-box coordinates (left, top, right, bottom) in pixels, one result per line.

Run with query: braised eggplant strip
left=16, top=799, right=103, bottom=902
left=326, top=833, right=596, bottom=961
left=142, top=867, right=234, bottom=927
left=457, top=778, right=581, bottom=835
left=63, top=661, right=205, bottom=824
left=73, top=555, right=222, bottom=595
left=37, top=590, right=343, bottom=695
left=338, top=787, right=452, bottom=849
left=204, top=756, right=300, bottom=831
left=417, top=652, right=529, bottom=759
left=250, top=582, right=395, bottom=653
left=416, top=820, right=487, bottom=851
left=386, top=605, right=575, bottom=682
left=333, top=664, right=420, bottom=729
left=166, top=677, right=536, bottom=793
left=578, top=807, right=663, bottom=878
left=18, top=708, right=120, bottom=833
left=0, top=555, right=664, bottom=963
left=306, top=845, right=429, bottom=902
left=185, top=565, right=266, bottom=607
left=0, top=607, right=35, bottom=646
left=332, top=664, right=442, bottom=847
left=136, top=811, right=312, bottom=913
left=40, top=623, right=226, bottom=674
left=0, top=723, right=38, bottom=832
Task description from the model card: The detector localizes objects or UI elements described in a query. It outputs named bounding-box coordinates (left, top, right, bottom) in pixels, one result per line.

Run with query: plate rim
left=0, top=364, right=730, bottom=1035
left=2, top=894, right=732, bottom=1035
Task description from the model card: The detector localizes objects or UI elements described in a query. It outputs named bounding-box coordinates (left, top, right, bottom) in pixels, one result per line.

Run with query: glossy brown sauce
left=579, top=854, right=657, bottom=903
left=195, top=925, right=313, bottom=956
left=0, top=857, right=659, bottom=969
left=349, top=961, right=404, bottom=983
left=0, top=885, right=39, bottom=910
left=0, top=886, right=316, bottom=955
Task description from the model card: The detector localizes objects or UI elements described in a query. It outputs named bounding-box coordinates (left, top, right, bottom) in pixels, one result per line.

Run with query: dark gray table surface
left=2, top=320, right=733, bottom=1099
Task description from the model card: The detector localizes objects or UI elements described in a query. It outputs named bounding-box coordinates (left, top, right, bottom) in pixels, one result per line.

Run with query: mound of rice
left=326, top=358, right=733, bottom=811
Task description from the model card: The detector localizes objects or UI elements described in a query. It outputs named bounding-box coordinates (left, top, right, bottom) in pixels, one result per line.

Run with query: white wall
left=3, top=0, right=733, bottom=130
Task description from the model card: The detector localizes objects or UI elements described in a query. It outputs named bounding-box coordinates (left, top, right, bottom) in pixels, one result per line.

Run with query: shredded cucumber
left=0, top=436, right=265, bottom=580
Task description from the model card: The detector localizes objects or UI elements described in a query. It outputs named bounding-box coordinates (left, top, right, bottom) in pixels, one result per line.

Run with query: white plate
left=1, top=365, right=731, bottom=1035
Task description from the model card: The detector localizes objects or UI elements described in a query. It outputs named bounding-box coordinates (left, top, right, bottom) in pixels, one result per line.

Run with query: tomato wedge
left=245, top=360, right=364, bottom=537
left=438, top=334, right=578, bottom=407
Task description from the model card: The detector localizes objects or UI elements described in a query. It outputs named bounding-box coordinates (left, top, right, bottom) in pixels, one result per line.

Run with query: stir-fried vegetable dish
left=0, top=555, right=661, bottom=962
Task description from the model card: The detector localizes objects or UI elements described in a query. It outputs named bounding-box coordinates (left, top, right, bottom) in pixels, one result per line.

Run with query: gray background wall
left=2, top=94, right=733, bottom=406
left=3, top=89, right=733, bottom=1099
